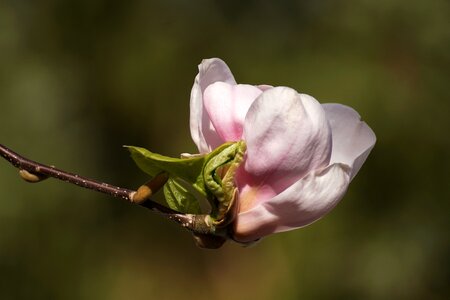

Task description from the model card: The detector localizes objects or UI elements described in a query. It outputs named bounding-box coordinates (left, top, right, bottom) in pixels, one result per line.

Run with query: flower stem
left=0, top=143, right=202, bottom=231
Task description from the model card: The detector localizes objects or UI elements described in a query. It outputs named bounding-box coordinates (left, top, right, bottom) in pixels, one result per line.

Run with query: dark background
left=0, top=1, right=449, bottom=299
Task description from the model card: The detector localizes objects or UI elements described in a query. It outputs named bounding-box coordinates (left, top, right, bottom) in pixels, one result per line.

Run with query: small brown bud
left=131, top=173, right=168, bottom=204
left=192, top=233, right=227, bottom=249
left=19, top=169, right=48, bottom=183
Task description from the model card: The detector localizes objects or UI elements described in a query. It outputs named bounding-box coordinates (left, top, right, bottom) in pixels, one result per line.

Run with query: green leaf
left=163, top=178, right=201, bottom=214
left=126, top=141, right=246, bottom=218
left=125, top=145, right=205, bottom=192
left=125, top=143, right=235, bottom=196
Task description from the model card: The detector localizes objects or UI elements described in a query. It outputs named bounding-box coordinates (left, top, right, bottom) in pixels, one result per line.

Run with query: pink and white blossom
left=190, top=58, right=376, bottom=242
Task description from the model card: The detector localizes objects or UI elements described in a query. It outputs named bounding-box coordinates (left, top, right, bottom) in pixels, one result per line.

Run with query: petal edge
left=322, top=103, right=376, bottom=180
left=234, top=163, right=351, bottom=242
left=190, top=58, right=237, bottom=152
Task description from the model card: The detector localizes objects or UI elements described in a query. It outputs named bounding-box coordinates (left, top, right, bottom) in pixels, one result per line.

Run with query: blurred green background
left=0, top=0, right=449, bottom=299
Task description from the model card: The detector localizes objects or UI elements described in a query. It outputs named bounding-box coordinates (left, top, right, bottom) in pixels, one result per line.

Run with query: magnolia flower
left=190, top=58, right=376, bottom=243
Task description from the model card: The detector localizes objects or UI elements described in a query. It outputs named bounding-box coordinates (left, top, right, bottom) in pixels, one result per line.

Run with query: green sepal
left=221, top=141, right=245, bottom=208
left=203, top=140, right=246, bottom=221
left=203, top=141, right=243, bottom=202
left=163, top=178, right=201, bottom=214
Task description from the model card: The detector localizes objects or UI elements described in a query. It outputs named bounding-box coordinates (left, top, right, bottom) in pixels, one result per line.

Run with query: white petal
left=190, top=58, right=237, bottom=153
left=233, top=163, right=351, bottom=242
left=240, top=87, right=332, bottom=197
left=322, top=103, right=376, bottom=180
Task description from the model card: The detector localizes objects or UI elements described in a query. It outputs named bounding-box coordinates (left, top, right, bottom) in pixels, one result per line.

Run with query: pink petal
left=238, top=87, right=332, bottom=207
left=233, top=163, right=351, bottom=242
left=190, top=58, right=236, bottom=153
left=203, top=82, right=263, bottom=142
left=322, top=104, right=376, bottom=180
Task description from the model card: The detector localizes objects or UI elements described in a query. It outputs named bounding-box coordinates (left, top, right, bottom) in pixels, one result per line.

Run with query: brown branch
left=0, top=144, right=136, bottom=200
left=0, top=143, right=202, bottom=231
